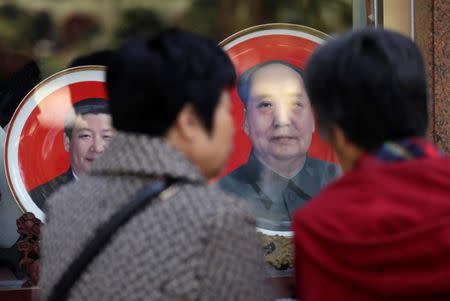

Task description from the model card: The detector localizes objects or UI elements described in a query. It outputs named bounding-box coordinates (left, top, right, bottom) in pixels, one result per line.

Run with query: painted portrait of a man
left=29, top=98, right=116, bottom=209
left=219, top=61, right=338, bottom=232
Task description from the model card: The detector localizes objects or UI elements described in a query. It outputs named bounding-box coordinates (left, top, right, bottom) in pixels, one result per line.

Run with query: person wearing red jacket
left=293, top=28, right=450, bottom=301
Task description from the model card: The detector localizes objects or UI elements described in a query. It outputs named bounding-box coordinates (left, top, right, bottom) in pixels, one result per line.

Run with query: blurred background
left=0, top=0, right=352, bottom=79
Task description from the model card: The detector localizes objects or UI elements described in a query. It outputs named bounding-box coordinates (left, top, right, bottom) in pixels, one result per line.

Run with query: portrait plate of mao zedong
left=219, top=24, right=340, bottom=275
left=4, top=66, right=116, bottom=222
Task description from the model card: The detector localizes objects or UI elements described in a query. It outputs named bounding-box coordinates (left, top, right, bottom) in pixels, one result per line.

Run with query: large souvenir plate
left=4, top=66, right=108, bottom=221
left=219, top=24, right=338, bottom=275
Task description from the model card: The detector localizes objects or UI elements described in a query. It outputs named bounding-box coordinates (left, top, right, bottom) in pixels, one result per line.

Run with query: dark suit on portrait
left=219, top=153, right=339, bottom=231
left=29, top=169, right=74, bottom=210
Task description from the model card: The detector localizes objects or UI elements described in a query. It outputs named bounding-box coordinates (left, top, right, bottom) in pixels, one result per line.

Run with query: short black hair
left=106, top=28, right=236, bottom=136
left=68, top=49, right=113, bottom=68
left=64, top=98, right=111, bottom=138
left=305, top=28, right=428, bottom=151
left=237, top=60, right=304, bottom=107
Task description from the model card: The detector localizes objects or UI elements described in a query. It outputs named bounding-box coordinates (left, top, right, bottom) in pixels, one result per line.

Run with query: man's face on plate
left=64, top=113, right=116, bottom=176
left=245, top=63, right=315, bottom=165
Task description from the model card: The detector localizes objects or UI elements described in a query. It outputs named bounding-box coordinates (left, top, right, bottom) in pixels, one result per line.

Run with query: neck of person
left=255, top=152, right=307, bottom=178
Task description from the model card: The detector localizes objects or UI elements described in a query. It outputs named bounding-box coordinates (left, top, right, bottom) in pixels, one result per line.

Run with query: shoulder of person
left=292, top=166, right=378, bottom=237
left=217, top=171, right=246, bottom=192
left=188, top=184, right=255, bottom=220
left=307, top=156, right=340, bottom=178
left=217, top=162, right=257, bottom=192
left=185, top=187, right=270, bottom=300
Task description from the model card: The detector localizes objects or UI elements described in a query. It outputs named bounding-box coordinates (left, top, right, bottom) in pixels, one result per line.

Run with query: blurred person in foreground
left=40, top=29, right=272, bottom=301
left=293, top=28, right=450, bottom=301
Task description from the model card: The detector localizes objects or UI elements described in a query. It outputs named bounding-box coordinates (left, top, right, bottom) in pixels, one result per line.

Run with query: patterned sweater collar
left=90, top=132, right=205, bottom=183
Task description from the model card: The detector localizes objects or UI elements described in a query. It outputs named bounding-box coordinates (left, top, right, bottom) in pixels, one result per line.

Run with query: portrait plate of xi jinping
left=219, top=24, right=340, bottom=276
left=5, top=66, right=116, bottom=222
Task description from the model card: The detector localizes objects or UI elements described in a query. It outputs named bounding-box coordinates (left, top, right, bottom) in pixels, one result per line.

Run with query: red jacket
left=293, top=154, right=450, bottom=301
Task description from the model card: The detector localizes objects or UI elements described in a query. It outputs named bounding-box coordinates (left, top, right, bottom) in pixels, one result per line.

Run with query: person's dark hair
left=0, top=60, right=41, bottom=127
left=237, top=60, right=304, bottom=107
left=106, top=28, right=236, bottom=136
left=68, top=49, right=113, bottom=68
left=305, top=28, right=428, bottom=151
left=64, top=98, right=111, bottom=138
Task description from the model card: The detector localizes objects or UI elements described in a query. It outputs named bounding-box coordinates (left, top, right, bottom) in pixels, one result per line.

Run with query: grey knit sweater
left=40, top=132, right=272, bottom=300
